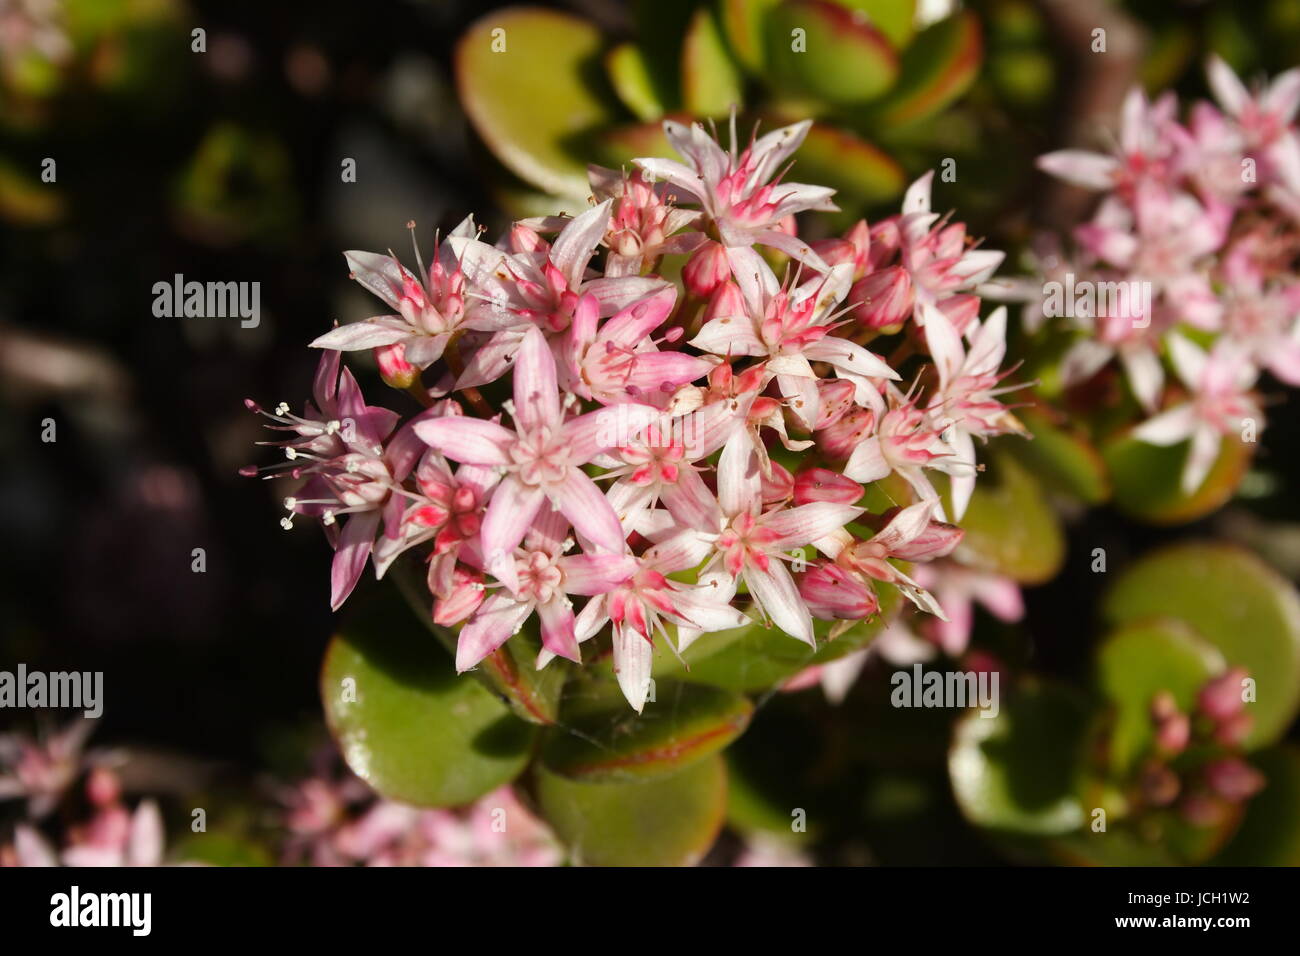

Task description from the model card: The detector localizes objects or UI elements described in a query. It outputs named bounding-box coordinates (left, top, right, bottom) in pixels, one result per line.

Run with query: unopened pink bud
left=704, top=279, right=746, bottom=324
left=799, top=563, right=879, bottom=621
left=1198, top=667, right=1248, bottom=722
left=849, top=267, right=913, bottom=329
left=1180, top=792, right=1227, bottom=827
left=1204, top=758, right=1265, bottom=802
left=793, top=468, right=863, bottom=505
left=1155, top=712, right=1190, bottom=755
left=683, top=241, right=731, bottom=296
left=888, top=516, right=965, bottom=561
left=375, top=342, right=417, bottom=389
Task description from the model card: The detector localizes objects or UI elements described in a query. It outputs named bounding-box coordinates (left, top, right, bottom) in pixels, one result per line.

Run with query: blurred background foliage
left=2, top=0, right=1300, bottom=865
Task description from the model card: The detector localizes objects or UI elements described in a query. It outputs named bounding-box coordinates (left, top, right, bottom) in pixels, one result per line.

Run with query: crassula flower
left=1033, top=57, right=1300, bottom=494
left=247, top=115, right=1020, bottom=710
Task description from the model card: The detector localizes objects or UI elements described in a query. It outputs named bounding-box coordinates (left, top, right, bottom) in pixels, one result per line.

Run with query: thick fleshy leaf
left=766, top=0, right=899, bottom=105
left=534, top=754, right=728, bottom=866
left=390, top=558, right=568, bottom=725
left=541, top=680, right=752, bottom=781
left=830, top=0, right=916, bottom=49
left=593, top=119, right=676, bottom=171
left=604, top=43, right=665, bottom=121
left=719, top=0, right=781, bottom=73
left=867, top=11, right=982, bottom=127
left=1096, top=620, right=1225, bottom=774
left=1103, top=542, right=1300, bottom=749
left=654, top=582, right=903, bottom=692
left=456, top=9, right=619, bottom=198
left=1005, top=408, right=1110, bottom=505
left=785, top=122, right=905, bottom=204
left=321, top=597, right=535, bottom=808
left=953, top=451, right=1065, bottom=585
left=1102, top=431, right=1253, bottom=525
left=949, top=681, right=1091, bottom=836
left=681, top=6, right=743, bottom=118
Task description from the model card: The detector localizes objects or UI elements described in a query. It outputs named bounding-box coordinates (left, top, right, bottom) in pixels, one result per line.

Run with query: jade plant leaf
left=540, top=680, right=752, bottom=782
left=953, top=451, right=1066, bottom=585
left=720, top=0, right=782, bottom=73
left=1006, top=407, right=1110, bottom=505
left=681, top=6, right=744, bottom=118
left=1102, top=432, right=1253, bottom=524
left=785, top=122, right=905, bottom=204
left=321, top=597, right=535, bottom=808
left=534, top=754, right=728, bottom=865
left=389, top=558, right=567, bottom=725
left=1102, top=543, right=1300, bottom=750
left=1095, top=619, right=1226, bottom=774
left=949, top=681, right=1092, bottom=836
left=830, top=0, right=917, bottom=49
left=646, top=582, right=902, bottom=692
left=868, top=10, right=982, bottom=127
left=766, top=0, right=900, bottom=106
left=605, top=43, right=665, bottom=121
left=456, top=8, right=619, bottom=199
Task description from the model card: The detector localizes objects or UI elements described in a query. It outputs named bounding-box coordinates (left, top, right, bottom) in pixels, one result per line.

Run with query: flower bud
left=683, top=241, right=731, bottom=296
left=375, top=342, right=417, bottom=389
left=1198, top=667, right=1248, bottom=722
left=793, top=468, right=864, bottom=505
left=850, top=267, right=913, bottom=329
left=799, top=563, right=879, bottom=621
left=1204, top=758, right=1265, bottom=802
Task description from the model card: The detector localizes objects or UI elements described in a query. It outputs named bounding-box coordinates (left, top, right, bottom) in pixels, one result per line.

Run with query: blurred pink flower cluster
left=0, top=723, right=167, bottom=867
left=1031, top=57, right=1300, bottom=493
left=281, top=773, right=560, bottom=867
left=246, top=116, right=1022, bottom=711
left=1141, top=668, right=1264, bottom=827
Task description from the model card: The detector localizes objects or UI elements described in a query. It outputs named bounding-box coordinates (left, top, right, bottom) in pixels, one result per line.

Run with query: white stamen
left=284, top=497, right=297, bottom=510
left=322, top=511, right=336, bottom=526
left=280, top=516, right=294, bottom=530
left=275, top=402, right=290, bottom=416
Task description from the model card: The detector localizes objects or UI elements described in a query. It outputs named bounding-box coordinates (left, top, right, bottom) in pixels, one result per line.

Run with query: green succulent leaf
left=534, top=754, right=728, bottom=865
left=1006, top=408, right=1110, bottom=505
left=605, top=43, right=665, bottom=121
left=1103, top=542, right=1300, bottom=750
left=647, top=583, right=902, bottom=692
left=719, top=0, right=782, bottom=73
left=540, top=680, right=752, bottom=781
left=953, top=451, right=1066, bottom=585
left=766, top=0, right=900, bottom=106
left=830, top=0, right=916, bottom=48
left=456, top=8, right=619, bottom=198
left=681, top=7, right=744, bottom=118
left=867, top=11, right=982, bottom=127
left=1102, top=432, right=1253, bottom=525
left=1096, top=620, right=1226, bottom=774
left=321, top=597, right=535, bottom=808
left=949, top=681, right=1092, bottom=836
left=390, top=558, right=567, bottom=725
left=785, top=122, right=905, bottom=203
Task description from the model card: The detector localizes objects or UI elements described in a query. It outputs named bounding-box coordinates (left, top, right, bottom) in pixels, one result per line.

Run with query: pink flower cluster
left=1032, top=57, right=1300, bottom=493
left=1, top=724, right=168, bottom=868
left=281, top=774, right=560, bottom=867
left=246, top=117, right=1021, bottom=711
left=1141, top=669, right=1263, bottom=828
